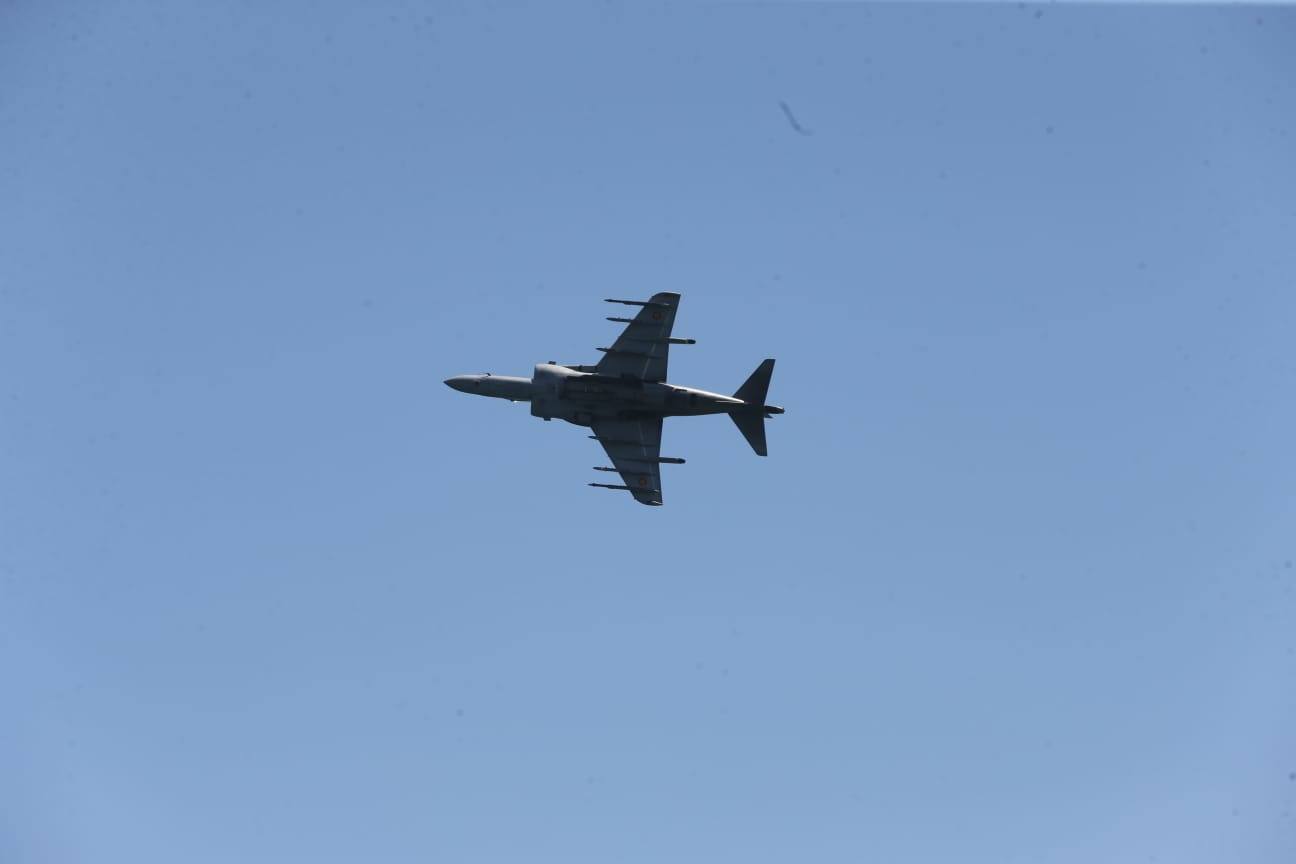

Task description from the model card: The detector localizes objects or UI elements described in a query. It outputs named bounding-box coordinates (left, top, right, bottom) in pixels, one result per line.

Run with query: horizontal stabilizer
left=731, top=359, right=777, bottom=456
left=734, top=359, right=775, bottom=406
left=730, top=410, right=768, bottom=457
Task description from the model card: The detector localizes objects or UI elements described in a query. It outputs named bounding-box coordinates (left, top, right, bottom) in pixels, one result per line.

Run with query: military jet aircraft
left=444, top=293, right=783, bottom=506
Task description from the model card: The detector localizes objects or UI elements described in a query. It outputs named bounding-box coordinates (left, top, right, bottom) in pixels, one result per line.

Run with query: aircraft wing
left=589, top=417, right=665, bottom=506
left=596, top=292, right=686, bottom=383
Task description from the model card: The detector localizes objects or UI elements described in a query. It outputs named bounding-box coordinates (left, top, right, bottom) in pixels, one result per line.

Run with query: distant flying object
left=778, top=100, right=813, bottom=136
left=445, top=293, right=783, bottom=506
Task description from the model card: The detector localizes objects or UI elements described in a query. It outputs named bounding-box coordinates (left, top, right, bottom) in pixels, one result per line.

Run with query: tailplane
left=731, top=410, right=768, bottom=456
left=734, top=358, right=774, bottom=405
left=730, top=359, right=781, bottom=457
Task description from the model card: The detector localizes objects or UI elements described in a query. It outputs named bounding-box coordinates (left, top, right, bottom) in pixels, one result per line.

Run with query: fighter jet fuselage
left=445, top=365, right=771, bottom=425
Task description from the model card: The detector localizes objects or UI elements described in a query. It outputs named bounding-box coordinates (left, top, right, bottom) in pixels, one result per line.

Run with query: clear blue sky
left=3, top=2, right=1295, bottom=861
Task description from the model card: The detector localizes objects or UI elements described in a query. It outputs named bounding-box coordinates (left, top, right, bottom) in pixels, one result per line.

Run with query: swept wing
left=595, top=292, right=690, bottom=383
left=588, top=417, right=668, bottom=506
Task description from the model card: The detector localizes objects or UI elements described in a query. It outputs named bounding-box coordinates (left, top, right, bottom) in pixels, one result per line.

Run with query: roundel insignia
left=651, top=310, right=663, bottom=321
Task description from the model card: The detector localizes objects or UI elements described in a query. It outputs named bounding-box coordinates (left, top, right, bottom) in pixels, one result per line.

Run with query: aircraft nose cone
left=445, top=375, right=483, bottom=393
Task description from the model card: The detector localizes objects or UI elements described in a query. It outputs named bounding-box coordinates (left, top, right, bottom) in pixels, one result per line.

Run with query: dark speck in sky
left=779, top=100, right=813, bottom=136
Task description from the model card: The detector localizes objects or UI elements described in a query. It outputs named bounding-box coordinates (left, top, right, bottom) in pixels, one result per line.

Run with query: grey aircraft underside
left=444, top=293, right=783, bottom=506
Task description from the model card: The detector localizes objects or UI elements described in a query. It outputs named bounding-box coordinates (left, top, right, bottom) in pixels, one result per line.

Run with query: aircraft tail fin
left=731, top=359, right=778, bottom=457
